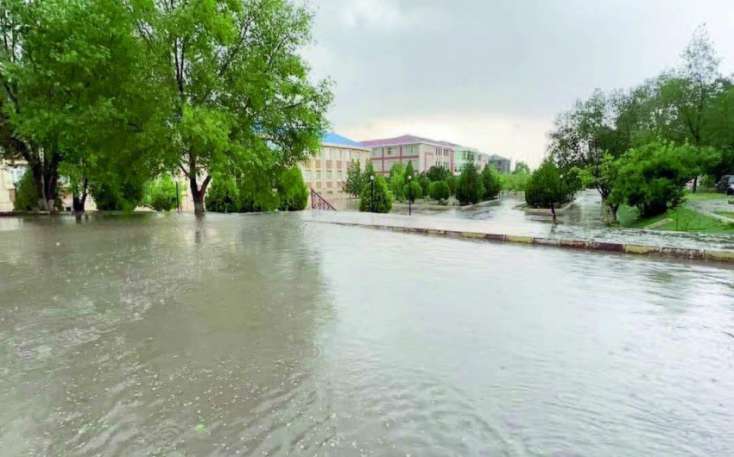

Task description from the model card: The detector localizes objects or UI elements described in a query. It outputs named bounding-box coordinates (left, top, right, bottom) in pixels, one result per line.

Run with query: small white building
left=0, top=159, right=27, bottom=211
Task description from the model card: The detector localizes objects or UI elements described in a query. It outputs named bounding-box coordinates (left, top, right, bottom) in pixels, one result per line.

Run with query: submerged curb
left=316, top=221, right=734, bottom=264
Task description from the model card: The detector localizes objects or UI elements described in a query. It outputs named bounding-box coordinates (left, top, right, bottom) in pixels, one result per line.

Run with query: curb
left=315, top=221, right=734, bottom=264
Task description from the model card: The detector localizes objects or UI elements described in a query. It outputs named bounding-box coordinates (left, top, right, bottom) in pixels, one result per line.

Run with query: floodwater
left=1, top=213, right=734, bottom=456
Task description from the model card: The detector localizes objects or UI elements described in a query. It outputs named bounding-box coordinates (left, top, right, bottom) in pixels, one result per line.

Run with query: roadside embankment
left=312, top=219, right=734, bottom=264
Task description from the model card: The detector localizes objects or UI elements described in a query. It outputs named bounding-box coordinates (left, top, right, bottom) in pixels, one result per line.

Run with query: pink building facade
left=361, top=135, right=456, bottom=175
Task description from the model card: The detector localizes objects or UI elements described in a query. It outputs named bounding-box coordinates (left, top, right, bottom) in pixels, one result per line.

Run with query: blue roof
left=322, top=132, right=366, bottom=149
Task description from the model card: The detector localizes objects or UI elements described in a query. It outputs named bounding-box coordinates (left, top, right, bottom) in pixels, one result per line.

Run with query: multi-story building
left=0, top=159, right=27, bottom=212
left=361, top=135, right=456, bottom=175
left=487, top=154, right=512, bottom=174
left=300, top=133, right=371, bottom=200
left=454, top=146, right=482, bottom=173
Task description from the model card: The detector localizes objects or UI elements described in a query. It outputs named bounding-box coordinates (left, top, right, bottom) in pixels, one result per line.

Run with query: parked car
left=717, top=175, right=734, bottom=195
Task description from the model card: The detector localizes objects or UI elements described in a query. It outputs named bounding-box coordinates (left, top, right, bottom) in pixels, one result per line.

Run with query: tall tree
left=130, top=0, right=332, bottom=215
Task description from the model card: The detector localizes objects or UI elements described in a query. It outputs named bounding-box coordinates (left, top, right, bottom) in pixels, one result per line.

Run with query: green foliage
left=404, top=180, right=423, bottom=203
left=455, top=163, right=484, bottom=205
left=388, top=163, right=406, bottom=201
left=205, top=166, right=307, bottom=213
left=276, top=167, right=308, bottom=211
left=499, top=173, right=530, bottom=192
left=205, top=176, right=240, bottom=213
left=418, top=175, right=431, bottom=196
left=480, top=165, right=501, bottom=200
left=344, top=161, right=364, bottom=197
left=429, top=180, right=450, bottom=203
left=404, top=161, right=415, bottom=182
left=446, top=175, right=457, bottom=196
left=90, top=174, right=146, bottom=212
left=513, top=161, right=530, bottom=174
left=525, top=160, right=578, bottom=209
left=144, top=175, right=181, bottom=212
left=426, top=166, right=451, bottom=182
left=359, top=176, right=393, bottom=213
left=609, top=142, right=698, bottom=217
left=12, top=170, right=39, bottom=212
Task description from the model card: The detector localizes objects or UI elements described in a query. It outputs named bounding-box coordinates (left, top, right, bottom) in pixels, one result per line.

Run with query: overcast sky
left=301, top=0, right=734, bottom=167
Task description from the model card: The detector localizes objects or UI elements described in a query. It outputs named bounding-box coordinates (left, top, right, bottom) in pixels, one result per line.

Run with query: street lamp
left=407, top=175, right=412, bottom=216
left=370, top=175, right=375, bottom=212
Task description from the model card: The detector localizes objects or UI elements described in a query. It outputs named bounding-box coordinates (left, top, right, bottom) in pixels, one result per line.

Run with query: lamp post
left=407, top=175, right=412, bottom=216
left=370, top=175, right=375, bottom=212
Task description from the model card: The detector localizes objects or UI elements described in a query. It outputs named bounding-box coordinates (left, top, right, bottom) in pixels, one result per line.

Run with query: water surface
left=1, top=213, right=733, bottom=456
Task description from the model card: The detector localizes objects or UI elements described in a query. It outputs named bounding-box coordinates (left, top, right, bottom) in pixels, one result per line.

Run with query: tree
left=446, top=175, right=457, bottom=196
left=144, top=175, right=182, bottom=212
left=276, top=166, right=308, bottom=211
left=549, top=89, right=629, bottom=216
left=481, top=165, right=501, bottom=200
left=404, top=180, right=422, bottom=203
left=429, top=180, right=450, bottom=203
left=418, top=175, right=431, bottom=196
left=426, top=165, right=450, bottom=182
left=1, top=0, right=163, bottom=213
left=388, top=163, right=406, bottom=201
left=359, top=176, right=392, bottom=213
left=12, top=169, right=39, bottom=212
left=344, top=160, right=363, bottom=197
left=131, top=0, right=332, bottom=216
left=455, top=163, right=484, bottom=205
left=404, top=160, right=416, bottom=183
left=525, top=160, right=579, bottom=220
left=513, top=161, right=530, bottom=174
left=609, top=142, right=700, bottom=217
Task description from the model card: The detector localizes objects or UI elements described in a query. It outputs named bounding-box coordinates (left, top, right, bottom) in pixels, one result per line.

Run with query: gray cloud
left=303, top=0, right=734, bottom=166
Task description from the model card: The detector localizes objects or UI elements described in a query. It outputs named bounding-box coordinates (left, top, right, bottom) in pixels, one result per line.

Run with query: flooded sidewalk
left=305, top=204, right=734, bottom=262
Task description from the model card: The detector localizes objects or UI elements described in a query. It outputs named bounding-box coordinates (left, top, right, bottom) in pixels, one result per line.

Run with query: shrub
left=403, top=180, right=423, bottom=202
left=446, top=175, right=457, bottom=195
left=90, top=174, right=145, bottom=211
left=13, top=170, right=40, bottom=211
left=418, top=175, right=431, bottom=196
left=525, top=160, right=578, bottom=210
left=481, top=165, right=501, bottom=200
left=429, top=180, right=450, bottom=202
left=455, top=163, right=484, bottom=205
left=144, top=175, right=181, bottom=212
left=426, top=166, right=450, bottom=182
left=359, top=176, right=393, bottom=213
left=276, top=166, right=308, bottom=211
left=205, top=176, right=240, bottom=213
left=499, top=172, right=530, bottom=192
left=344, top=160, right=364, bottom=197
left=609, top=142, right=697, bottom=217
left=389, top=165, right=406, bottom=202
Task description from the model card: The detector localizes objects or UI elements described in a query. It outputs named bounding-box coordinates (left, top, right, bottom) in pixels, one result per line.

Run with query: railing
left=311, top=188, right=337, bottom=211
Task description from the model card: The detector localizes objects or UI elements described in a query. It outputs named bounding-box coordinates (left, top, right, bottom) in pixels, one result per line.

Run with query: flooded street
left=1, top=213, right=734, bottom=456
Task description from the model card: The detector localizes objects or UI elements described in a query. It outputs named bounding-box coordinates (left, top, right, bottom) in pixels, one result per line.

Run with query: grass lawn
left=620, top=206, right=734, bottom=233
left=683, top=191, right=728, bottom=202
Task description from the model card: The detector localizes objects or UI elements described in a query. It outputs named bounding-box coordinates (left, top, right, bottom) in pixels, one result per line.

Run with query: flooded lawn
left=1, top=213, right=734, bottom=456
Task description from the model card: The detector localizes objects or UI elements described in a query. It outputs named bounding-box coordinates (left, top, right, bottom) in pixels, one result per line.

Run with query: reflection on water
left=1, top=213, right=733, bottom=456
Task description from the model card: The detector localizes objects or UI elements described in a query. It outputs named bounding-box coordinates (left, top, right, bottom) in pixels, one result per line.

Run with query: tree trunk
left=28, top=151, right=60, bottom=213
left=601, top=198, right=618, bottom=224
left=692, top=176, right=698, bottom=193
left=189, top=174, right=211, bottom=217
left=72, top=179, right=88, bottom=214
left=550, top=202, right=557, bottom=223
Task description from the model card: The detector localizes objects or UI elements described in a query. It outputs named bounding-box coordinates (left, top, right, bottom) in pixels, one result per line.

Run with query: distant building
left=300, top=133, right=371, bottom=201
left=487, top=154, right=511, bottom=174
left=454, top=146, right=480, bottom=173
left=0, top=159, right=27, bottom=211
left=361, top=134, right=455, bottom=175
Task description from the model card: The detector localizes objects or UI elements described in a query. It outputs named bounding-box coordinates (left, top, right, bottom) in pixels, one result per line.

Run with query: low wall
left=318, top=221, right=734, bottom=264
